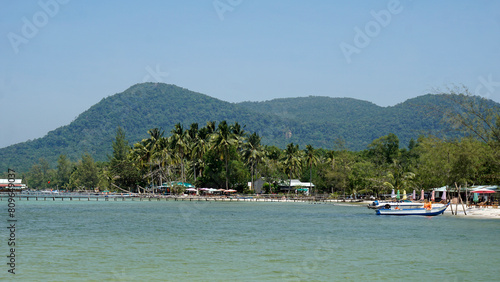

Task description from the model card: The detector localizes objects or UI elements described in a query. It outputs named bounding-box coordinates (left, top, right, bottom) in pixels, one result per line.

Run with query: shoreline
left=4, top=194, right=500, bottom=219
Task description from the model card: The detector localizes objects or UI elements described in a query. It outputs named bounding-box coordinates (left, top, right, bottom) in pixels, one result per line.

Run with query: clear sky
left=1, top=0, right=499, bottom=149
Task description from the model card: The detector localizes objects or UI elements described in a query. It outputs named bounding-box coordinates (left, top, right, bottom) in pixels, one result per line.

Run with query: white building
left=279, top=179, right=314, bottom=195
left=0, top=179, right=27, bottom=191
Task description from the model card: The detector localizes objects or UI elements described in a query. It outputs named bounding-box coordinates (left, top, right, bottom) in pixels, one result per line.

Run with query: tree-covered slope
left=237, top=94, right=462, bottom=149
left=0, top=83, right=289, bottom=172
left=1, top=83, right=491, bottom=173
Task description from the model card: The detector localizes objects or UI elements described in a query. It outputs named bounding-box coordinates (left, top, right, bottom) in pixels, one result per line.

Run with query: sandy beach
left=442, top=205, right=500, bottom=219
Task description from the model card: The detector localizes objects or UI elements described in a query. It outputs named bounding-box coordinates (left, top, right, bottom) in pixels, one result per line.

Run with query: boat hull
left=375, top=204, right=449, bottom=216
left=367, top=202, right=424, bottom=210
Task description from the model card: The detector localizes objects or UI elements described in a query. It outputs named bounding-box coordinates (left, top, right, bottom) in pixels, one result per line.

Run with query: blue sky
left=1, top=0, right=499, bottom=148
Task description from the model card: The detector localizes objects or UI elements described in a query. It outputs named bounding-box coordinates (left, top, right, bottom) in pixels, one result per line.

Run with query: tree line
left=12, top=89, right=500, bottom=195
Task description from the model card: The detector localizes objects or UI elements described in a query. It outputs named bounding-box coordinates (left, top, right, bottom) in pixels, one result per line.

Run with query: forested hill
left=0, top=83, right=291, bottom=172
left=0, top=83, right=477, bottom=172
left=238, top=93, right=459, bottom=148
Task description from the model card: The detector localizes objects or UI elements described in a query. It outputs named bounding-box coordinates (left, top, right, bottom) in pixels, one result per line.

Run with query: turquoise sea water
left=2, top=200, right=500, bottom=281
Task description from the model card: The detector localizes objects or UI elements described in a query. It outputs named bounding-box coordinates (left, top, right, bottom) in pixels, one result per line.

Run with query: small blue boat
left=376, top=203, right=449, bottom=216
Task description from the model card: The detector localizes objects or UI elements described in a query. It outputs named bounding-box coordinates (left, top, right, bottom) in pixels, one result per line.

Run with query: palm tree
left=187, top=123, right=209, bottom=182
left=242, top=132, right=264, bottom=192
left=304, top=144, right=319, bottom=195
left=152, top=136, right=173, bottom=188
left=282, top=143, right=302, bottom=193
left=206, top=121, right=216, bottom=135
left=326, top=150, right=336, bottom=170
left=231, top=122, right=246, bottom=150
left=211, top=121, right=238, bottom=189
left=130, top=128, right=164, bottom=189
left=382, top=160, right=417, bottom=195
left=170, top=123, right=188, bottom=183
left=145, top=128, right=165, bottom=188
left=261, top=145, right=282, bottom=193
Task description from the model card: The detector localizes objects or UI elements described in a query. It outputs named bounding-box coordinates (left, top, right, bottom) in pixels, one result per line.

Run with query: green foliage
left=0, top=83, right=477, bottom=173
left=1, top=84, right=498, bottom=194
left=56, top=155, right=73, bottom=189
left=69, top=153, right=100, bottom=190
left=26, top=158, right=54, bottom=189
left=109, top=127, right=142, bottom=190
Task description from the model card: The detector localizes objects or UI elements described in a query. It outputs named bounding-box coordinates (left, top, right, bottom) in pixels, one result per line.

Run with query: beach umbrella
left=471, top=188, right=496, bottom=194
left=413, top=190, right=416, bottom=200
left=396, top=190, right=400, bottom=200
left=421, top=189, right=424, bottom=201
left=391, top=189, right=395, bottom=198
left=442, top=190, right=447, bottom=201
left=431, top=190, right=435, bottom=202
left=403, top=190, right=407, bottom=200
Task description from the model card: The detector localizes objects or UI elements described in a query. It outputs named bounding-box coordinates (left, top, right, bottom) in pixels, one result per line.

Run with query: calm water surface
left=2, top=200, right=500, bottom=281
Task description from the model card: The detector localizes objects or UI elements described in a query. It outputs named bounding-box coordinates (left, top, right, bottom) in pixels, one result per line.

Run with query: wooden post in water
left=449, top=198, right=454, bottom=215
left=456, top=183, right=467, bottom=215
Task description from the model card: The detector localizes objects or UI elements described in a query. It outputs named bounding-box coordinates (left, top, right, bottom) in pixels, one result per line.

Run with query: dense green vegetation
left=4, top=87, right=498, bottom=194
left=0, top=84, right=498, bottom=195
left=0, top=83, right=479, bottom=173
left=0, top=83, right=289, bottom=172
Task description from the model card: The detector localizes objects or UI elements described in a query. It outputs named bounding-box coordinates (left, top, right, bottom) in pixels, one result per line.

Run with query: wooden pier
left=0, top=193, right=340, bottom=204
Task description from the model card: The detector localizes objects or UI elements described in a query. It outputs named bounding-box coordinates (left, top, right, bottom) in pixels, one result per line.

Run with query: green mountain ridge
left=0, top=83, right=482, bottom=172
